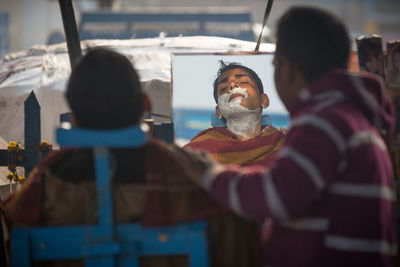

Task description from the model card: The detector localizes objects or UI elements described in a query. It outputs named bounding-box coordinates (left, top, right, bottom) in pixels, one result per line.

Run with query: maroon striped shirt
left=200, top=70, right=397, bottom=266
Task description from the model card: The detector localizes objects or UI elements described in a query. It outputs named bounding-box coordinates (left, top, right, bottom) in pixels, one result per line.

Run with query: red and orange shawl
left=185, top=125, right=285, bottom=166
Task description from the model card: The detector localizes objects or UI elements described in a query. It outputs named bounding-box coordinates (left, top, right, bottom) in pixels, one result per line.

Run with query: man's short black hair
left=276, top=7, right=350, bottom=82
left=213, top=61, right=264, bottom=104
left=66, top=48, right=143, bottom=129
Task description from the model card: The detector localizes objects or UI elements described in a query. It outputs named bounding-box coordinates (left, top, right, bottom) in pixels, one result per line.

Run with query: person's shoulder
left=147, top=137, right=166, bottom=151
left=192, top=127, right=220, bottom=139
left=184, top=127, right=227, bottom=148
left=147, top=138, right=179, bottom=159
left=38, top=148, right=74, bottom=173
left=289, top=103, right=362, bottom=150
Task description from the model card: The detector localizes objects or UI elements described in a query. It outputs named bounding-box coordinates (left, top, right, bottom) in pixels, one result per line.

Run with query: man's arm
left=180, top=114, right=345, bottom=222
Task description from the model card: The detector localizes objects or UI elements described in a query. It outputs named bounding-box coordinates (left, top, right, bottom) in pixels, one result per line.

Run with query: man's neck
left=225, top=111, right=262, bottom=140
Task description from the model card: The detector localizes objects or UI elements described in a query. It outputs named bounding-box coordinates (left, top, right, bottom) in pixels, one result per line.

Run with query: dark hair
left=276, top=7, right=350, bottom=82
left=213, top=61, right=264, bottom=103
left=66, top=48, right=143, bottom=129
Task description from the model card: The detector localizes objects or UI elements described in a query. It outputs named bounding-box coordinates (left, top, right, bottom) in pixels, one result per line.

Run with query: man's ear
left=285, top=58, right=306, bottom=86
left=261, top=93, right=269, bottom=109
left=278, top=56, right=297, bottom=84
left=215, top=106, right=222, bottom=119
left=70, top=113, right=79, bottom=127
left=287, top=60, right=297, bottom=84
left=276, top=55, right=305, bottom=88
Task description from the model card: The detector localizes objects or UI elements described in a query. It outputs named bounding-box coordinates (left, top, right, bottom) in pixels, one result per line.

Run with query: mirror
left=171, top=53, right=289, bottom=145
left=387, top=41, right=400, bottom=90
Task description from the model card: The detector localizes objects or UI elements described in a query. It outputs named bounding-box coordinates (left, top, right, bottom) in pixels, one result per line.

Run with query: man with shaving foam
left=185, top=61, right=285, bottom=166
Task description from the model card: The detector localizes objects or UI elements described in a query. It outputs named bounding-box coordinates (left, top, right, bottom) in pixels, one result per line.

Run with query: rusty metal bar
left=58, top=0, right=82, bottom=68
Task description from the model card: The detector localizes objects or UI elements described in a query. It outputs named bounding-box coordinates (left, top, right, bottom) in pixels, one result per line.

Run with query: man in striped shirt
left=177, top=6, right=398, bottom=266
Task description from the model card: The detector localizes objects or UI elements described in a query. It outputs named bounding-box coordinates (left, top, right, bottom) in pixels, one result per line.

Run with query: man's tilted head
left=66, top=48, right=143, bottom=129
left=213, top=62, right=269, bottom=116
left=211, top=61, right=269, bottom=138
left=213, top=61, right=264, bottom=104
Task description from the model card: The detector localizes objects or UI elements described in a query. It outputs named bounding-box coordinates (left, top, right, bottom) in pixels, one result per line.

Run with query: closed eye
left=218, top=86, right=227, bottom=93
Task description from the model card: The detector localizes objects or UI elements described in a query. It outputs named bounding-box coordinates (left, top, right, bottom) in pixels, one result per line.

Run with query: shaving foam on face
left=217, top=87, right=261, bottom=139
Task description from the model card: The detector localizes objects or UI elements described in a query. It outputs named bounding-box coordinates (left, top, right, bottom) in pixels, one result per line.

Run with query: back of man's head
left=66, top=48, right=143, bottom=129
left=276, top=7, right=350, bottom=82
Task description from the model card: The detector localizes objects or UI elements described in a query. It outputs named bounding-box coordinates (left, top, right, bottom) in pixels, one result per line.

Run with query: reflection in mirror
left=356, top=35, right=385, bottom=80
left=387, top=41, right=400, bottom=90
left=171, top=53, right=289, bottom=145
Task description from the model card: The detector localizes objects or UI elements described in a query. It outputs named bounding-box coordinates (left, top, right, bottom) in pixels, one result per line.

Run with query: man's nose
left=229, top=80, right=239, bottom=90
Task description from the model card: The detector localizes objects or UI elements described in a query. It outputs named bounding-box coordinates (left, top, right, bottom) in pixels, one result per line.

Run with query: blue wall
left=0, top=13, right=9, bottom=59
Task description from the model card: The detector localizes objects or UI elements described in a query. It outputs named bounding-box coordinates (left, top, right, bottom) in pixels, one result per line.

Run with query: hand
left=176, top=147, right=217, bottom=186
left=157, top=142, right=216, bottom=186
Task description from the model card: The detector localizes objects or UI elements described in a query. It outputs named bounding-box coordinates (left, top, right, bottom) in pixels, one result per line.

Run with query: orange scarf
left=185, top=125, right=285, bottom=166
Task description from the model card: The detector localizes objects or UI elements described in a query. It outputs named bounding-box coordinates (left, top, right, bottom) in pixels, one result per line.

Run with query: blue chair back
left=11, top=125, right=209, bottom=267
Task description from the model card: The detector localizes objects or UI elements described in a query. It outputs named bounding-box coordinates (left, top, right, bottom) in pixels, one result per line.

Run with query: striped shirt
left=200, top=70, right=397, bottom=266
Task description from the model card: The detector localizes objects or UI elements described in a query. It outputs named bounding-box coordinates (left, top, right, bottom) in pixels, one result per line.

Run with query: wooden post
left=24, top=91, right=41, bottom=175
